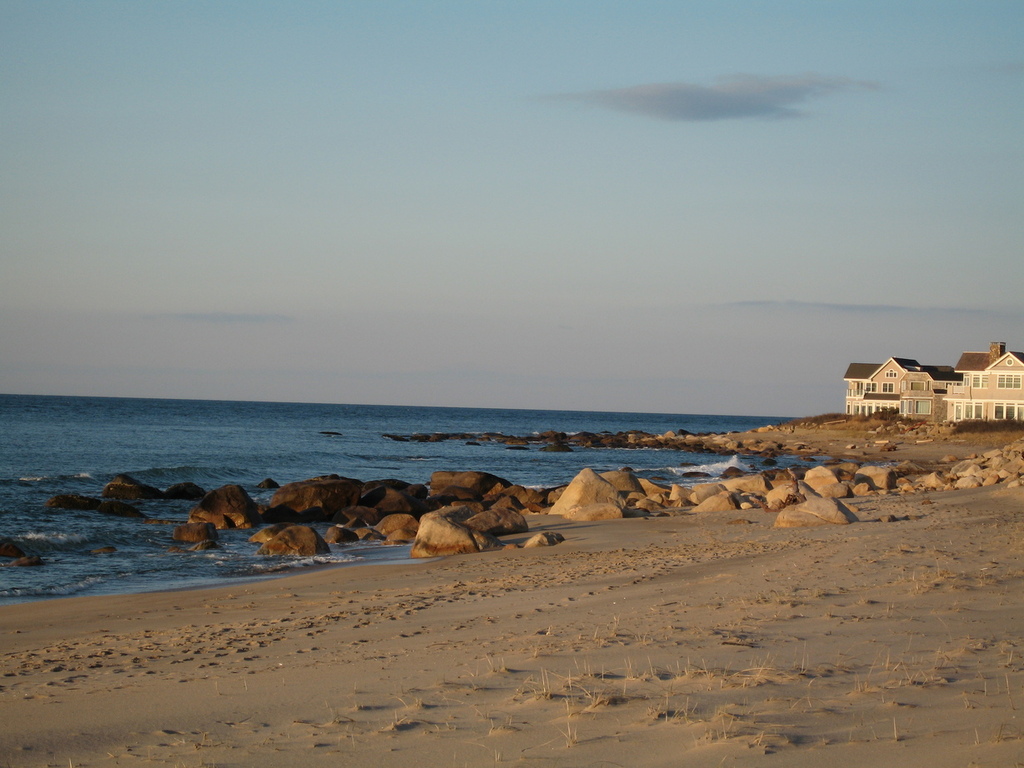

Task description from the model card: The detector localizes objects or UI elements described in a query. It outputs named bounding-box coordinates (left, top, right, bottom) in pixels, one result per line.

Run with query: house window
left=910, top=380, right=929, bottom=391
left=996, top=404, right=1020, bottom=420
left=882, top=383, right=895, bottom=393
left=885, top=369, right=898, bottom=378
left=865, top=383, right=877, bottom=393
left=955, top=403, right=962, bottom=421
left=995, top=405, right=1004, bottom=420
left=997, top=375, right=1022, bottom=389
left=915, top=400, right=932, bottom=415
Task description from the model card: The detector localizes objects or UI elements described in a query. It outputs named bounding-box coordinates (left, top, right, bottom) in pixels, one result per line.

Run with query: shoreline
left=3, top=426, right=1024, bottom=766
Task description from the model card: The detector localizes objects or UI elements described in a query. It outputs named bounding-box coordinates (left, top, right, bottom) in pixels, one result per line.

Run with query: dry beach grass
left=2, top=425, right=1024, bottom=767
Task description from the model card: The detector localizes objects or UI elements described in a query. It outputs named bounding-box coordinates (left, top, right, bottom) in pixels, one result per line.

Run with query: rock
left=261, top=504, right=328, bottom=524
left=257, top=478, right=280, bottom=489
left=173, top=522, right=218, bottom=543
left=429, top=471, right=510, bottom=497
left=539, top=443, right=573, bottom=452
left=248, top=524, right=294, bottom=544
left=721, top=474, right=773, bottom=495
left=102, top=474, right=164, bottom=500
left=563, top=503, right=625, bottom=521
left=774, top=497, right=859, bottom=528
left=523, top=532, right=565, bottom=547
left=692, top=491, right=739, bottom=513
left=409, top=508, right=504, bottom=558
left=690, top=483, right=728, bottom=505
left=97, top=500, right=146, bottom=518
left=549, top=468, right=624, bottom=518
left=377, top=513, right=420, bottom=536
left=45, top=494, right=102, bottom=510
left=270, top=478, right=363, bottom=515
left=332, top=505, right=382, bottom=528
left=359, top=486, right=428, bottom=517
left=189, top=485, right=262, bottom=529
left=356, top=528, right=386, bottom=541
left=91, top=546, right=117, bottom=554
left=497, top=485, right=547, bottom=507
left=324, top=526, right=360, bottom=544
left=955, top=476, right=983, bottom=489
left=163, top=482, right=206, bottom=500
left=189, top=541, right=220, bottom=551
left=802, top=466, right=841, bottom=492
left=599, top=470, right=645, bottom=494
left=816, top=482, right=852, bottom=499
left=256, top=525, right=330, bottom=556
left=5, top=555, right=43, bottom=567
left=853, top=466, right=897, bottom=491
left=0, top=541, right=27, bottom=559
left=463, top=507, right=529, bottom=536
left=384, top=528, right=418, bottom=543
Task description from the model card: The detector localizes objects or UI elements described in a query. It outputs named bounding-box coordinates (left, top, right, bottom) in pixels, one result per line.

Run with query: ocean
left=0, top=394, right=788, bottom=604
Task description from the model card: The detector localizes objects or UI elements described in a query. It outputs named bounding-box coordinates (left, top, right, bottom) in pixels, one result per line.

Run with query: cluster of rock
left=910, top=439, right=1024, bottom=492
left=13, top=435, right=1023, bottom=569
left=383, top=428, right=804, bottom=459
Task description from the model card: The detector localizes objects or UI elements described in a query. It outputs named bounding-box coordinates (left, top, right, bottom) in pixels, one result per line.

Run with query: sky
left=1, top=1, right=1022, bottom=417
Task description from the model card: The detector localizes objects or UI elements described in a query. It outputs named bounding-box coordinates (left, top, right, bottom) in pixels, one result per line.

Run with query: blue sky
left=2, top=1, right=1022, bottom=416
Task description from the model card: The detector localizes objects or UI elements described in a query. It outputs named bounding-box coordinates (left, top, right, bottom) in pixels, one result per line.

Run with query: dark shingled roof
left=956, top=351, right=992, bottom=371
left=844, top=363, right=880, bottom=379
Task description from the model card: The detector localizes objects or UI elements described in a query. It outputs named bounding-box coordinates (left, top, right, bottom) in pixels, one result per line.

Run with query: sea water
left=0, top=394, right=789, bottom=604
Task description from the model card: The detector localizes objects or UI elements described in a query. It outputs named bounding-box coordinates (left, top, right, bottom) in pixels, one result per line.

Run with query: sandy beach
left=2, top=426, right=1024, bottom=767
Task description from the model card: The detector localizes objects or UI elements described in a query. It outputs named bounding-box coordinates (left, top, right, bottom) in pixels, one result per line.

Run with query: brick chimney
left=990, top=341, right=1006, bottom=364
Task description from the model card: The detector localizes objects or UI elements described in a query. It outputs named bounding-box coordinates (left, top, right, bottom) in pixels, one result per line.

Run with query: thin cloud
left=552, top=74, right=878, bottom=122
left=145, top=312, right=295, bottom=324
left=724, top=301, right=1024, bottom=320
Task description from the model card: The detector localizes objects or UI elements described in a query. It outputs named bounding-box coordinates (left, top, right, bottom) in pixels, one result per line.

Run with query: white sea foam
left=667, top=455, right=752, bottom=478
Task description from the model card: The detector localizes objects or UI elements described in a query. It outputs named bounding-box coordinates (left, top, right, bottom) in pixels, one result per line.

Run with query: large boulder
left=774, top=497, right=859, bottom=528
left=599, top=470, right=645, bottom=495
left=102, top=474, right=164, bottom=500
left=853, top=465, right=897, bottom=491
left=690, top=482, right=728, bottom=505
left=0, top=541, right=27, bottom=559
left=692, top=491, right=739, bottom=513
left=549, top=468, right=624, bottom=518
left=359, top=486, right=429, bottom=517
left=721, top=473, right=773, bottom=495
left=256, top=525, right=330, bottom=556
left=429, top=471, right=510, bottom=497
left=376, top=513, right=420, bottom=536
left=45, top=494, right=102, bottom=511
left=802, top=466, right=841, bottom=493
left=562, top=503, right=625, bottom=521
left=410, top=508, right=504, bottom=558
left=270, top=477, right=363, bottom=516
left=96, top=500, right=146, bottom=518
left=465, top=507, right=529, bottom=535
left=189, top=484, right=261, bottom=529
left=173, top=522, right=218, bottom=543
left=163, top=482, right=207, bottom=500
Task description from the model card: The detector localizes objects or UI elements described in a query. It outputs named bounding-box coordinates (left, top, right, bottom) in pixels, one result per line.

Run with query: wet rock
left=45, top=494, right=102, bottom=510
left=189, top=484, right=261, bottom=529
left=0, top=541, right=27, bottom=559
left=5, top=555, right=43, bottom=567
left=324, top=525, right=360, bottom=544
left=257, top=478, right=280, bottom=489
left=173, top=522, right=218, bottom=543
left=102, top=474, right=164, bottom=500
left=163, top=482, right=206, bottom=500
left=256, top=525, right=330, bottom=556
left=270, top=478, right=363, bottom=516
left=97, top=500, right=146, bottom=518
